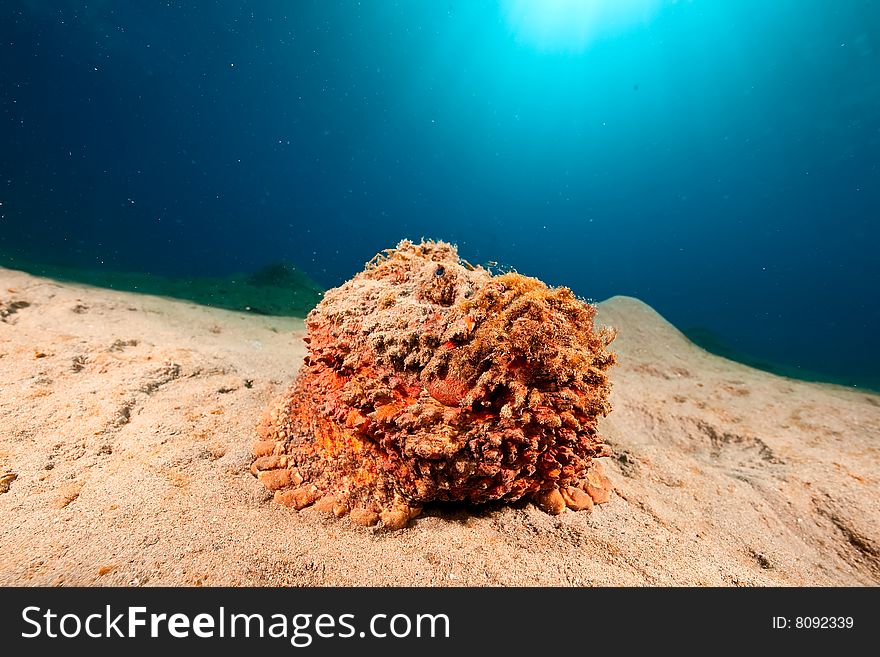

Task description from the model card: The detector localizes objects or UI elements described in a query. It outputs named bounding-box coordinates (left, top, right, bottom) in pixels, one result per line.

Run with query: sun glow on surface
left=502, top=0, right=668, bottom=52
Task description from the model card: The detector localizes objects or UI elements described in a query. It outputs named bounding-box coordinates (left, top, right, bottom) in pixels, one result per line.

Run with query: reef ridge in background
left=0, top=253, right=323, bottom=317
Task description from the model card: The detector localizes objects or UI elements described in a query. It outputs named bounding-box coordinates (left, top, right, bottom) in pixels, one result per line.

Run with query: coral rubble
left=253, top=240, right=616, bottom=529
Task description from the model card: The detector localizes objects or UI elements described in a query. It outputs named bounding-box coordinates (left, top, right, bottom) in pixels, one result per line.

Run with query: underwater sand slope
left=0, top=266, right=877, bottom=586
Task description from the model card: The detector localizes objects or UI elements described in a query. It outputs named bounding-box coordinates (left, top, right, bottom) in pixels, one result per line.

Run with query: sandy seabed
left=1, top=266, right=878, bottom=586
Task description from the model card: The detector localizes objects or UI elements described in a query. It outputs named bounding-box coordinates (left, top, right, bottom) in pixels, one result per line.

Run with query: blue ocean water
left=1, top=1, right=878, bottom=389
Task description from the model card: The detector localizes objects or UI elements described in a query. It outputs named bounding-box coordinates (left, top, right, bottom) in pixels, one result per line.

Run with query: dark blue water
left=2, top=1, right=878, bottom=388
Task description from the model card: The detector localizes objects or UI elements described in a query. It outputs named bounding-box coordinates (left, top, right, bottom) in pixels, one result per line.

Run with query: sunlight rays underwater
left=501, top=0, right=671, bottom=52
